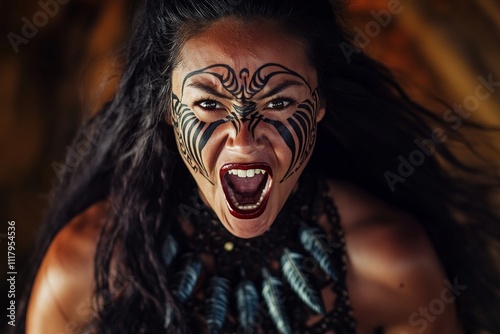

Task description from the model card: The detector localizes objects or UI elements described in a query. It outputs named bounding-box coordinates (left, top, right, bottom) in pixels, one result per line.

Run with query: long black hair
left=16, top=0, right=500, bottom=333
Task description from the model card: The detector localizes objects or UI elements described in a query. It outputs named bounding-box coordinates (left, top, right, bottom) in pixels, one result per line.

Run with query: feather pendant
left=299, top=225, right=338, bottom=282
left=162, top=234, right=179, bottom=267
left=280, top=248, right=326, bottom=314
left=164, top=303, right=174, bottom=329
left=172, top=254, right=201, bottom=303
left=235, top=279, right=259, bottom=332
left=205, top=276, right=230, bottom=334
left=261, top=268, right=292, bottom=334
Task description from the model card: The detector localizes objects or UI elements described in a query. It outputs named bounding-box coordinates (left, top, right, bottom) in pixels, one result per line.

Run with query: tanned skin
left=26, top=19, right=464, bottom=334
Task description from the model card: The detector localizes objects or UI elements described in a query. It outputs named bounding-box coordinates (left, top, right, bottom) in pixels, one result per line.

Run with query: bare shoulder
left=325, top=179, right=430, bottom=268
left=325, top=179, right=463, bottom=333
left=26, top=201, right=110, bottom=334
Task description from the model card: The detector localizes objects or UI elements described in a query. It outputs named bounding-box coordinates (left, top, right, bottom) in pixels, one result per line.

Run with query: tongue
left=227, top=173, right=266, bottom=195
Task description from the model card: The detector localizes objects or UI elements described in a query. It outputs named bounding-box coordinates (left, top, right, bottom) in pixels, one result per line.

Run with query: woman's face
left=170, top=19, right=325, bottom=238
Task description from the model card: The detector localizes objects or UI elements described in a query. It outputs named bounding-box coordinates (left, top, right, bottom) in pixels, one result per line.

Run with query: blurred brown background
left=1, top=0, right=500, bottom=330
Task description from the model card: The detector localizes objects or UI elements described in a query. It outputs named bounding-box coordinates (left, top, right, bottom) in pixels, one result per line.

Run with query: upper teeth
left=228, top=169, right=266, bottom=178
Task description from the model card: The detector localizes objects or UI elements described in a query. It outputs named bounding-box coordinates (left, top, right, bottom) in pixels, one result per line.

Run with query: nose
left=226, top=122, right=265, bottom=154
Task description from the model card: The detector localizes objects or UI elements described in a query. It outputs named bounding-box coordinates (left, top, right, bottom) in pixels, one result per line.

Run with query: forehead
left=173, top=18, right=317, bottom=88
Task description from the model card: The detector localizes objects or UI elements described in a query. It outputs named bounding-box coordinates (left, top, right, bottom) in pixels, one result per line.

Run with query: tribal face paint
left=170, top=19, right=325, bottom=238
left=172, top=63, right=321, bottom=184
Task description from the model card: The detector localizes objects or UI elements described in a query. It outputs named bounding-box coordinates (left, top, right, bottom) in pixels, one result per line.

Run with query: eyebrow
left=257, top=80, right=306, bottom=100
left=186, top=82, right=233, bottom=100
left=186, top=79, right=306, bottom=100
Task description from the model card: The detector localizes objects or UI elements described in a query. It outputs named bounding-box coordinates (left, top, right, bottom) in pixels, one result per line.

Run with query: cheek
left=171, top=94, right=226, bottom=182
left=259, top=123, right=294, bottom=158
left=261, top=107, right=318, bottom=182
left=199, top=128, right=227, bottom=170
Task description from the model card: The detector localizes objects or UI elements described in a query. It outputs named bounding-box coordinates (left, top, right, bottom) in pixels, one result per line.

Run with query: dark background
left=1, top=0, right=500, bottom=331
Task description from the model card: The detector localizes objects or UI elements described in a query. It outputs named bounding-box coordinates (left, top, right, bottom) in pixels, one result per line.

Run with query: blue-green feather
left=261, top=268, right=292, bottom=334
left=281, top=248, right=325, bottom=314
left=299, top=225, right=338, bottom=282
left=172, top=254, right=201, bottom=303
left=235, top=279, right=259, bottom=332
left=164, top=303, right=174, bottom=329
left=162, top=234, right=179, bottom=267
left=206, top=276, right=230, bottom=334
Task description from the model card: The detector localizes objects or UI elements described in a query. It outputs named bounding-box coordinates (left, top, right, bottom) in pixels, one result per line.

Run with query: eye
left=195, top=99, right=224, bottom=111
left=265, top=97, right=295, bottom=110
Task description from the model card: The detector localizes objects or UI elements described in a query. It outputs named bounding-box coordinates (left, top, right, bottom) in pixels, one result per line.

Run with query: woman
left=19, top=0, right=499, bottom=333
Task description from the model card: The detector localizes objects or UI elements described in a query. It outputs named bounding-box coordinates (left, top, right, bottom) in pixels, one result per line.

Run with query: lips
left=220, top=163, right=273, bottom=219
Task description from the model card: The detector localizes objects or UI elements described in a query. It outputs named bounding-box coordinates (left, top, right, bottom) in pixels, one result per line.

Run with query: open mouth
left=220, top=163, right=273, bottom=219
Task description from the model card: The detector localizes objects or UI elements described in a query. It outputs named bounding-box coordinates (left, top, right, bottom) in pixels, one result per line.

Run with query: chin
left=220, top=210, right=278, bottom=239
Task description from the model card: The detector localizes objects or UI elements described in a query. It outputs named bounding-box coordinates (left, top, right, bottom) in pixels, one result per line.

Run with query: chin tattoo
left=171, top=63, right=320, bottom=184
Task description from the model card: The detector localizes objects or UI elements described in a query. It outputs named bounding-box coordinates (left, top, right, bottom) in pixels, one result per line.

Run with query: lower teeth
left=233, top=184, right=268, bottom=211
left=238, top=204, right=258, bottom=210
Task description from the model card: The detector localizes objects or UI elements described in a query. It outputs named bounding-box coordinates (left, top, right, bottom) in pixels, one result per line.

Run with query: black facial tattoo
left=171, top=63, right=321, bottom=184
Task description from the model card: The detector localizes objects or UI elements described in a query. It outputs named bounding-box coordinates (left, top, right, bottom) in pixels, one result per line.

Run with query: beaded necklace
left=163, top=171, right=356, bottom=333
